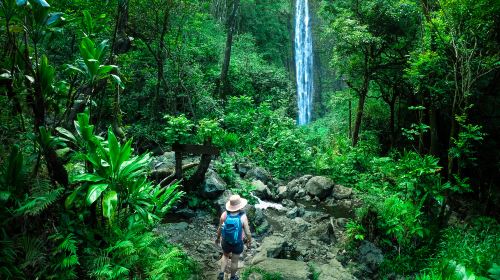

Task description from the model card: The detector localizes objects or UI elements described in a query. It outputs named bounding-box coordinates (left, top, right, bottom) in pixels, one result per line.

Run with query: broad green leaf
left=16, top=0, right=28, bottom=6
left=102, top=191, right=118, bottom=219
left=97, top=65, right=116, bottom=76
left=32, top=0, right=50, bottom=7
left=65, top=186, right=82, bottom=209
left=86, top=183, right=108, bottom=205
left=107, top=128, right=120, bottom=172
left=110, top=74, right=125, bottom=89
left=117, top=139, right=132, bottom=168
left=46, top=12, right=62, bottom=25
left=66, top=64, right=84, bottom=75
left=56, top=127, right=77, bottom=143
left=70, top=173, right=105, bottom=184
left=83, top=10, right=93, bottom=36
left=95, top=40, right=109, bottom=60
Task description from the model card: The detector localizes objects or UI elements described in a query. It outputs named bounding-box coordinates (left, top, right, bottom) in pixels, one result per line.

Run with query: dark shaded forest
left=0, top=0, right=499, bottom=279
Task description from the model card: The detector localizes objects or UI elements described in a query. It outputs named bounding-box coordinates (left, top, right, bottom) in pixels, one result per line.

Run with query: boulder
left=244, top=167, right=272, bottom=184
left=150, top=151, right=176, bottom=170
left=318, top=259, right=357, bottom=280
left=252, top=180, right=272, bottom=199
left=294, top=188, right=307, bottom=199
left=286, top=206, right=305, bottom=219
left=284, top=175, right=312, bottom=198
left=254, top=258, right=311, bottom=280
left=293, top=217, right=310, bottom=232
left=305, top=176, right=334, bottom=199
left=277, top=185, right=288, bottom=199
left=216, top=190, right=232, bottom=213
left=333, top=184, right=353, bottom=199
left=251, top=235, right=286, bottom=264
left=201, top=170, right=227, bottom=199
left=358, top=241, right=384, bottom=272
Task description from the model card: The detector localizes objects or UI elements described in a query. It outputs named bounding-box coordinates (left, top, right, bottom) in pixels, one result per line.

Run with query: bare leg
left=220, top=252, right=229, bottom=273
left=230, top=254, right=240, bottom=277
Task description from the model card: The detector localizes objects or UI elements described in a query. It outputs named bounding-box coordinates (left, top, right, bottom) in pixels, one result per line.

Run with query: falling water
left=295, top=0, right=313, bottom=125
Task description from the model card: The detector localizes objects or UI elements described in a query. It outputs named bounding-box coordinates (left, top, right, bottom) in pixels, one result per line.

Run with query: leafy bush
left=426, top=217, right=500, bottom=278
left=163, top=114, right=195, bottom=145
left=0, top=113, right=195, bottom=279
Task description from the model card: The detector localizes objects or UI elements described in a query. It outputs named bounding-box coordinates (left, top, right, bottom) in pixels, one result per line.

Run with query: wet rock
left=333, top=184, right=353, bottom=199
left=254, top=258, right=311, bottom=280
left=305, top=176, right=334, bottom=199
left=201, top=170, right=227, bottom=199
left=358, top=241, right=384, bottom=272
left=282, top=199, right=296, bottom=208
left=252, top=180, right=272, bottom=199
left=244, top=167, right=272, bottom=184
left=277, top=185, right=287, bottom=199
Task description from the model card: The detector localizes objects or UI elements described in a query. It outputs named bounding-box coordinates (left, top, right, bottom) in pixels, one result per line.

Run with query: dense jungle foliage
left=0, top=0, right=499, bottom=279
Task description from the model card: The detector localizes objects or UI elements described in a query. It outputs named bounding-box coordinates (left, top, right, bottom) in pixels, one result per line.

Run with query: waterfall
left=295, top=0, right=314, bottom=125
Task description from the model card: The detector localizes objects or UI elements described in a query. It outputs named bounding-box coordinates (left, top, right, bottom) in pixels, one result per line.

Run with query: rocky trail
left=151, top=154, right=385, bottom=279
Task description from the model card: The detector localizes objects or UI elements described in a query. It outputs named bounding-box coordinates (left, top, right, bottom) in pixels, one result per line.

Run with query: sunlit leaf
left=102, top=191, right=118, bottom=219
left=86, top=183, right=108, bottom=205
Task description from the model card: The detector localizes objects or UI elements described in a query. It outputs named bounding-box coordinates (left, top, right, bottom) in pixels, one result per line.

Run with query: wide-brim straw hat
left=225, top=194, right=248, bottom=212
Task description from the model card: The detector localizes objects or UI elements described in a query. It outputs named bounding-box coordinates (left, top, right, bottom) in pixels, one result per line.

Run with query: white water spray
left=295, top=0, right=314, bottom=125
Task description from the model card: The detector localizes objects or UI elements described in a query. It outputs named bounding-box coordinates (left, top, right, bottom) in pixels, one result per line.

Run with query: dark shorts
left=221, top=239, right=244, bottom=254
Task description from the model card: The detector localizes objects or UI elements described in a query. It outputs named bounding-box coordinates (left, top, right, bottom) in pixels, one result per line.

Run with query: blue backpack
left=222, top=211, right=243, bottom=245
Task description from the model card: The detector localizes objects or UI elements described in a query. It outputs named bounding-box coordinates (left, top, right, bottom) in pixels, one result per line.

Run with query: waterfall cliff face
left=295, top=0, right=313, bottom=125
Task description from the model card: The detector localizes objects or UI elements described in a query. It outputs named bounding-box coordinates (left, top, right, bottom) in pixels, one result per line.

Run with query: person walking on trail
left=215, top=194, right=252, bottom=280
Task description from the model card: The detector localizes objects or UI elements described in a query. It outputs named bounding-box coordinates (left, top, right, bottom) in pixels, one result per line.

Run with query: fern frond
left=57, top=233, right=78, bottom=254
left=15, top=181, right=63, bottom=216
left=19, top=236, right=46, bottom=270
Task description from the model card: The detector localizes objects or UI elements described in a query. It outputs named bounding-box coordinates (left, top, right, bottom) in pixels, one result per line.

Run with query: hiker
left=215, top=194, right=252, bottom=280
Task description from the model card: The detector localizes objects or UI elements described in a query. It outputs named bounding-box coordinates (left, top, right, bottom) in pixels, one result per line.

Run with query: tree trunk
left=154, top=7, right=170, bottom=114
left=429, top=107, right=439, bottom=156
left=113, top=0, right=130, bottom=54
left=219, top=0, right=239, bottom=99
left=447, top=114, right=457, bottom=178
left=352, top=90, right=367, bottom=146
left=389, top=99, right=396, bottom=148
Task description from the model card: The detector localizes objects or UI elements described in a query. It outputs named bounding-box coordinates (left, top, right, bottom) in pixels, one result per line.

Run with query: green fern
left=15, top=180, right=63, bottom=216
left=48, top=233, right=79, bottom=279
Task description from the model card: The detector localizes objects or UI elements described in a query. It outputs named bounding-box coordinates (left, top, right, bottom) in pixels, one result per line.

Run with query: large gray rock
left=254, top=258, right=311, bottom=280
left=359, top=241, right=384, bottom=272
left=216, top=190, right=232, bottom=213
left=252, top=180, right=272, bottom=199
left=201, top=170, right=227, bottom=199
left=305, top=176, right=334, bottom=199
left=244, top=167, right=272, bottom=184
left=333, top=184, right=353, bottom=199
left=251, top=235, right=286, bottom=264
left=318, top=259, right=357, bottom=280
